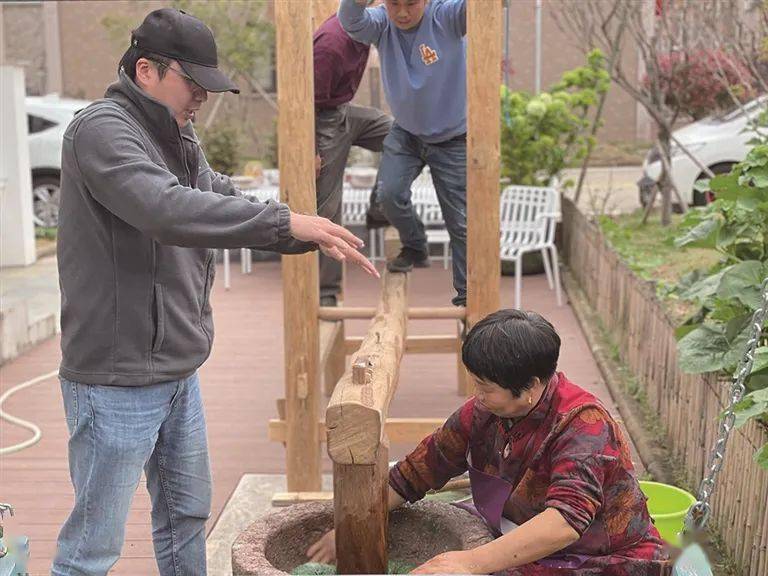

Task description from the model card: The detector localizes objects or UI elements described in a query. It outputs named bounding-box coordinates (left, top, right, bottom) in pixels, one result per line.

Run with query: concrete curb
left=0, top=303, right=58, bottom=365
left=562, top=270, right=673, bottom=484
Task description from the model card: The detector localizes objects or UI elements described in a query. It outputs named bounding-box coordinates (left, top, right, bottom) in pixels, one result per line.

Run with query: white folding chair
left=499, top=185, right=562, bottom=309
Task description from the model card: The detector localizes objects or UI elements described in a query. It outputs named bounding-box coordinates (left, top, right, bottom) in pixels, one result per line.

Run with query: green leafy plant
left=500, top=50, right=610, bottom=186
left=674, top=118, right=768, bottom=468
left=197, top=124, right=242, bottom=176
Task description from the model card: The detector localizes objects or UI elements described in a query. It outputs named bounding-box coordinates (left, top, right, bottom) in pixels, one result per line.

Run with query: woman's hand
left=409, top=550, right=482, bottom=574
left=289, top=212, right=380, bottom=278
left=306, top=529, right=336, bottom=564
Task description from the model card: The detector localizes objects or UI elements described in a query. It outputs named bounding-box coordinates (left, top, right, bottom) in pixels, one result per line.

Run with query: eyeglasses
left=150, top=59, right=205, bottom=94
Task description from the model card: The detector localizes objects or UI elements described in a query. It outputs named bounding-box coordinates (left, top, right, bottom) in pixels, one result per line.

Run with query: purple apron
left=453, top=440, right=515, bottom=538
left=452, top=429, right=593, bottom=572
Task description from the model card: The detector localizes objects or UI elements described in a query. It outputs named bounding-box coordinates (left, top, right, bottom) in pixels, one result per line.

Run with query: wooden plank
left=268, top=417, right=444, bottom=444
left=320, top=306, right=377, bottom=319
left=384, top=417, right=443, bottom=443
left=326, top=272, right=409, bottom=465
left=319, top=306, right=466, bottom=321
left=275, top=0, right=321, bottom=492
left=320, top=320, right=346, bottom=396
left=272, top=491, right=334, bottom=507
left=405, top=335, right=459, bottom=353
left=466, top=0, right=501, bottom=335
left=334, top=443, right=389, bottom=574
left=345, top=334, right=459, bottom=354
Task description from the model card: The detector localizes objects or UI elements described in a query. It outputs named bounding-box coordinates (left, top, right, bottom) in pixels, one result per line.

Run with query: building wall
left=58, top=0, right=166, bottom=100
left=507, top=0, right=646, bottom=144
left=2, top=1, right=47, bottom=95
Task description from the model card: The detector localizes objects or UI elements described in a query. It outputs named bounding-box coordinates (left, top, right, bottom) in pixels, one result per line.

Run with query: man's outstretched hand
left=289, top=212, right=380, bottom=278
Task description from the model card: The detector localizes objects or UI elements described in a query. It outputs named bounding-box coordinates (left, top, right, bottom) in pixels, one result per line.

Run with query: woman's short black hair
left=462, top=309, right=561, bottom=397
left=118, top=46, right=171, bottom=82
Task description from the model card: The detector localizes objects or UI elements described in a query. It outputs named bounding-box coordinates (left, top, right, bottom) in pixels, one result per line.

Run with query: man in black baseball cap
left=125, top=7, right=239, bottom=95
left=52, top=8, right=379, bottom=575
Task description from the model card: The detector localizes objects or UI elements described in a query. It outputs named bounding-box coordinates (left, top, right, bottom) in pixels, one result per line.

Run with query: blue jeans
left=377, top=124, right=467, bottom=306
left=52, top=373, right=211, bottom=576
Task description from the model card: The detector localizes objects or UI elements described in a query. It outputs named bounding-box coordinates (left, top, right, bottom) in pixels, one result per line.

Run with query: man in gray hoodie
left=53, top=8, right=377, bottom=575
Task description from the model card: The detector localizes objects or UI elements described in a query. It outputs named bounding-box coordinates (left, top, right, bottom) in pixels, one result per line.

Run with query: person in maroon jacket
left=314, top=11, right=391, bottom=306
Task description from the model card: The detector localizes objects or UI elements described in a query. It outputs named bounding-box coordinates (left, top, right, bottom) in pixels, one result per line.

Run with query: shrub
left=674, top=110, right=768, bottom=468
left=500, top=50, right=609, bottom=186
left=646, top=49, right=757, bottom=121
left=198, top=124, right=243, bottom=176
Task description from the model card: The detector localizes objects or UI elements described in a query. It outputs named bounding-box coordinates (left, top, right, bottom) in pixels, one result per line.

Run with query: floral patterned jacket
left=390, top=372, right=671, bottom=575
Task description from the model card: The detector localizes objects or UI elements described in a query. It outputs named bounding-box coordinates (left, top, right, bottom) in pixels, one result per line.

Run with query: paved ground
left=561, top=165, right=643, bottom=216
left=0, top=165, right=646, bottom=573
left=0, top=252, right=643, bottom=574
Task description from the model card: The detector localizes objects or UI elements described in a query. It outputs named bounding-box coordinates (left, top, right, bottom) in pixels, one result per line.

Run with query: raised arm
left=434, top=0, right=467, bottom=37
left=338, top=0, right=388, bottom=45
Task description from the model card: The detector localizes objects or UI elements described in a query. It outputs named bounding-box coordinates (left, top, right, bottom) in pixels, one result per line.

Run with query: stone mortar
left=231, top=500, right=494, bottom=575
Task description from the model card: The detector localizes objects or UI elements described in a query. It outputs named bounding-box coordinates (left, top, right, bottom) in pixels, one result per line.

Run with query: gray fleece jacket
left=58, top=72, right=312, bottom=386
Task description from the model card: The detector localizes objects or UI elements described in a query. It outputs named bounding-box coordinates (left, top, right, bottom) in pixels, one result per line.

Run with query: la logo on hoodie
left=420, top=43, right=439, bottom=66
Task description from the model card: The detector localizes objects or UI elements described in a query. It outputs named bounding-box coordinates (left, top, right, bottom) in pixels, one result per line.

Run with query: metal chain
left=683, top=277, right=768, bottom=535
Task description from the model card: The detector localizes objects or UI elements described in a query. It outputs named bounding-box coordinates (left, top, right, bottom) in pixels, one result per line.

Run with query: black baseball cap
left=130, top=8, right=239, bottom=94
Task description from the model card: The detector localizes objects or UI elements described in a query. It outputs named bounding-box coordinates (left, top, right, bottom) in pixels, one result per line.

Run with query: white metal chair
left=341, top=186, right=381, bottom=260
left=222, top=186, right=280, bottom=289
left=499, top=185, right=562, bottom=309
left=222, top=185, right=382, bottom=289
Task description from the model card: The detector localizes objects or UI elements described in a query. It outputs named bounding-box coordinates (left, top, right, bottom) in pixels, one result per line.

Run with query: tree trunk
left=657, top=127, right=673, bottom=227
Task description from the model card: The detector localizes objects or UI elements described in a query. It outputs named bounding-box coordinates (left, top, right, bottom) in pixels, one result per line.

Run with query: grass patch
left=566, top=140, right=650, bottom=168
left=35, top=226, right=57, bottom=240
left=598, top=211, right=721, bottom=284
left=597, top=210, right=722, bottom=321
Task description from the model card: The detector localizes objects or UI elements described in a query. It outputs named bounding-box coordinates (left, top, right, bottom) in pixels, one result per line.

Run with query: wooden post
left=276, top=1, right=322, bottom=492
left=327, top=271, right=407, bottom=573
left=312, top=0, right=339, bottom=31
left=466, top=1, right=502, bottom=385
left=456, top=319, right=469, bottom=395
left=334, top=442, right=389, bottom=574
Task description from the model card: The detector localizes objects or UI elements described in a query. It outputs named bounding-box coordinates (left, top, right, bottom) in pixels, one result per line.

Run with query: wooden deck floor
left=0, top=259, right=620, bottom=574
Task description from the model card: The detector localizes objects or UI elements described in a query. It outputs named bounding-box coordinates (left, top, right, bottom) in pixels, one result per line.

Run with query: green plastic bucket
left=639, top=480, right=697, bottom=545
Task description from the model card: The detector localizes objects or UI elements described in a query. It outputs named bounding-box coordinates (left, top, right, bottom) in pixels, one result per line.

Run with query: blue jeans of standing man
left=52, top=372, right=211, bottom=576
left=377, top=124, right=467, bottom=306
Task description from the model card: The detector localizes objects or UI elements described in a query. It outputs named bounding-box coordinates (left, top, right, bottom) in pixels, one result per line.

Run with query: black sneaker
left=387, top=247, right=430, bottom=273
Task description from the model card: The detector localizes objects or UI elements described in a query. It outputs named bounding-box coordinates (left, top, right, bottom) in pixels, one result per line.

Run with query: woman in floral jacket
left=309, top=309, right=670, bottom=575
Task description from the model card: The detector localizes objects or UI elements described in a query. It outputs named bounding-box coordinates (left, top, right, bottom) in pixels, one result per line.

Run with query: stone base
left=231, top=500, right=494, bottom=575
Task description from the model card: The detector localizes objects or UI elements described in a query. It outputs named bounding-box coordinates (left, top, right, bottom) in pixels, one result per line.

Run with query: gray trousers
left=316, top=103, right=392, bottom=299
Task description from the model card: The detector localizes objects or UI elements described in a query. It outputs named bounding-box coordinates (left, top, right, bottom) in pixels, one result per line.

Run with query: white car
left=26, top=94, right=91, bottom=227
left=639, top=95, right=767, bottom=207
